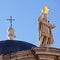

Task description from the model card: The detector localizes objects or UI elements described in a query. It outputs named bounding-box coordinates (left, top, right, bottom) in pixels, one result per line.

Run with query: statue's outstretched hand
left=52, top=24, right=56, bottom=28
left=49, top=24, right=56, bottom=29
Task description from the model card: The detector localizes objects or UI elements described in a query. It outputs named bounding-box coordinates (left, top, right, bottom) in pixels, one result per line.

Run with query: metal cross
left=7, top=16, right=15, bottom=28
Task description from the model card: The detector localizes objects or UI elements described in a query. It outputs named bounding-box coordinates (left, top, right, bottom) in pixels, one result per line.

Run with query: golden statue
left=38, top=6, right=55, bottom=47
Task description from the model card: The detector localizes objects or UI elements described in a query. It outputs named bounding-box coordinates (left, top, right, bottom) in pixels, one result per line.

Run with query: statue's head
left=42, top=6, right=49, bottom=15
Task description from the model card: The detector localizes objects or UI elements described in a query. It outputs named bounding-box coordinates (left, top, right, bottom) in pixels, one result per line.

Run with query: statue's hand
left=49, top=24, right=56, bottom=29
left=52, top=24, right=56, bottom=28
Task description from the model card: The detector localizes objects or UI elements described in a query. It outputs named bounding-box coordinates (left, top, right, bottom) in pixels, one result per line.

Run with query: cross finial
left=7, top=16, right=15, bottom=28
left=7, top=16, right=16, bottom=40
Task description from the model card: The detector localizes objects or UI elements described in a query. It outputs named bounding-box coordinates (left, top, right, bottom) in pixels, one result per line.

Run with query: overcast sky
left=0, top=0, right=60, bottom=48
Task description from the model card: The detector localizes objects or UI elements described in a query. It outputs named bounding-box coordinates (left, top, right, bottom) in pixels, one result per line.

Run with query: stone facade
left=0, top=47, right=60, bottom=60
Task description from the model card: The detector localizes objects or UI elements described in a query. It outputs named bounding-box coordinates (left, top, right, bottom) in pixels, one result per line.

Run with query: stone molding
left=1, top=47, right=60, bottom=60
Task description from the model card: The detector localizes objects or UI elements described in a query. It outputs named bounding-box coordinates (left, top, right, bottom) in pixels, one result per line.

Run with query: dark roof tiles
left=0, top=40, right=36, bottom=55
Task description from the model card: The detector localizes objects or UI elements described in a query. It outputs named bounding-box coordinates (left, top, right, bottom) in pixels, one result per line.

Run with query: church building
left=0, top=6, right=60, bottom=60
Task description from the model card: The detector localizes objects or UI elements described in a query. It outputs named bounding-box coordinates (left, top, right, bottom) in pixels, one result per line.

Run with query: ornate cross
left=7, top=16, right=15, bottom=28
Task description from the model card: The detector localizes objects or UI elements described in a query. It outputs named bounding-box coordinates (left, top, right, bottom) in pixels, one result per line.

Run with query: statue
left=38, top=6, right=55, bottom=47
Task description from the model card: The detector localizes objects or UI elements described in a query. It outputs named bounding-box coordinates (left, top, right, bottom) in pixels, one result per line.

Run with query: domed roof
left=0, top=40, right=36, bottom=55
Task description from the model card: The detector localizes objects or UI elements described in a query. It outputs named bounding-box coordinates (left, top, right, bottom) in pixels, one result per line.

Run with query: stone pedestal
left=32, top=47, right=60, bottom=60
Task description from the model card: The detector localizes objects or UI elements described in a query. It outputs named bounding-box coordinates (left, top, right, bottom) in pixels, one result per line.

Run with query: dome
left=0, top=40, right=36, bottom=55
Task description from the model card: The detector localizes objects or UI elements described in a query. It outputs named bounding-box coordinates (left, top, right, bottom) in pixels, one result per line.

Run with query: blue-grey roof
left=0, top=40, right=36, bottom=55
